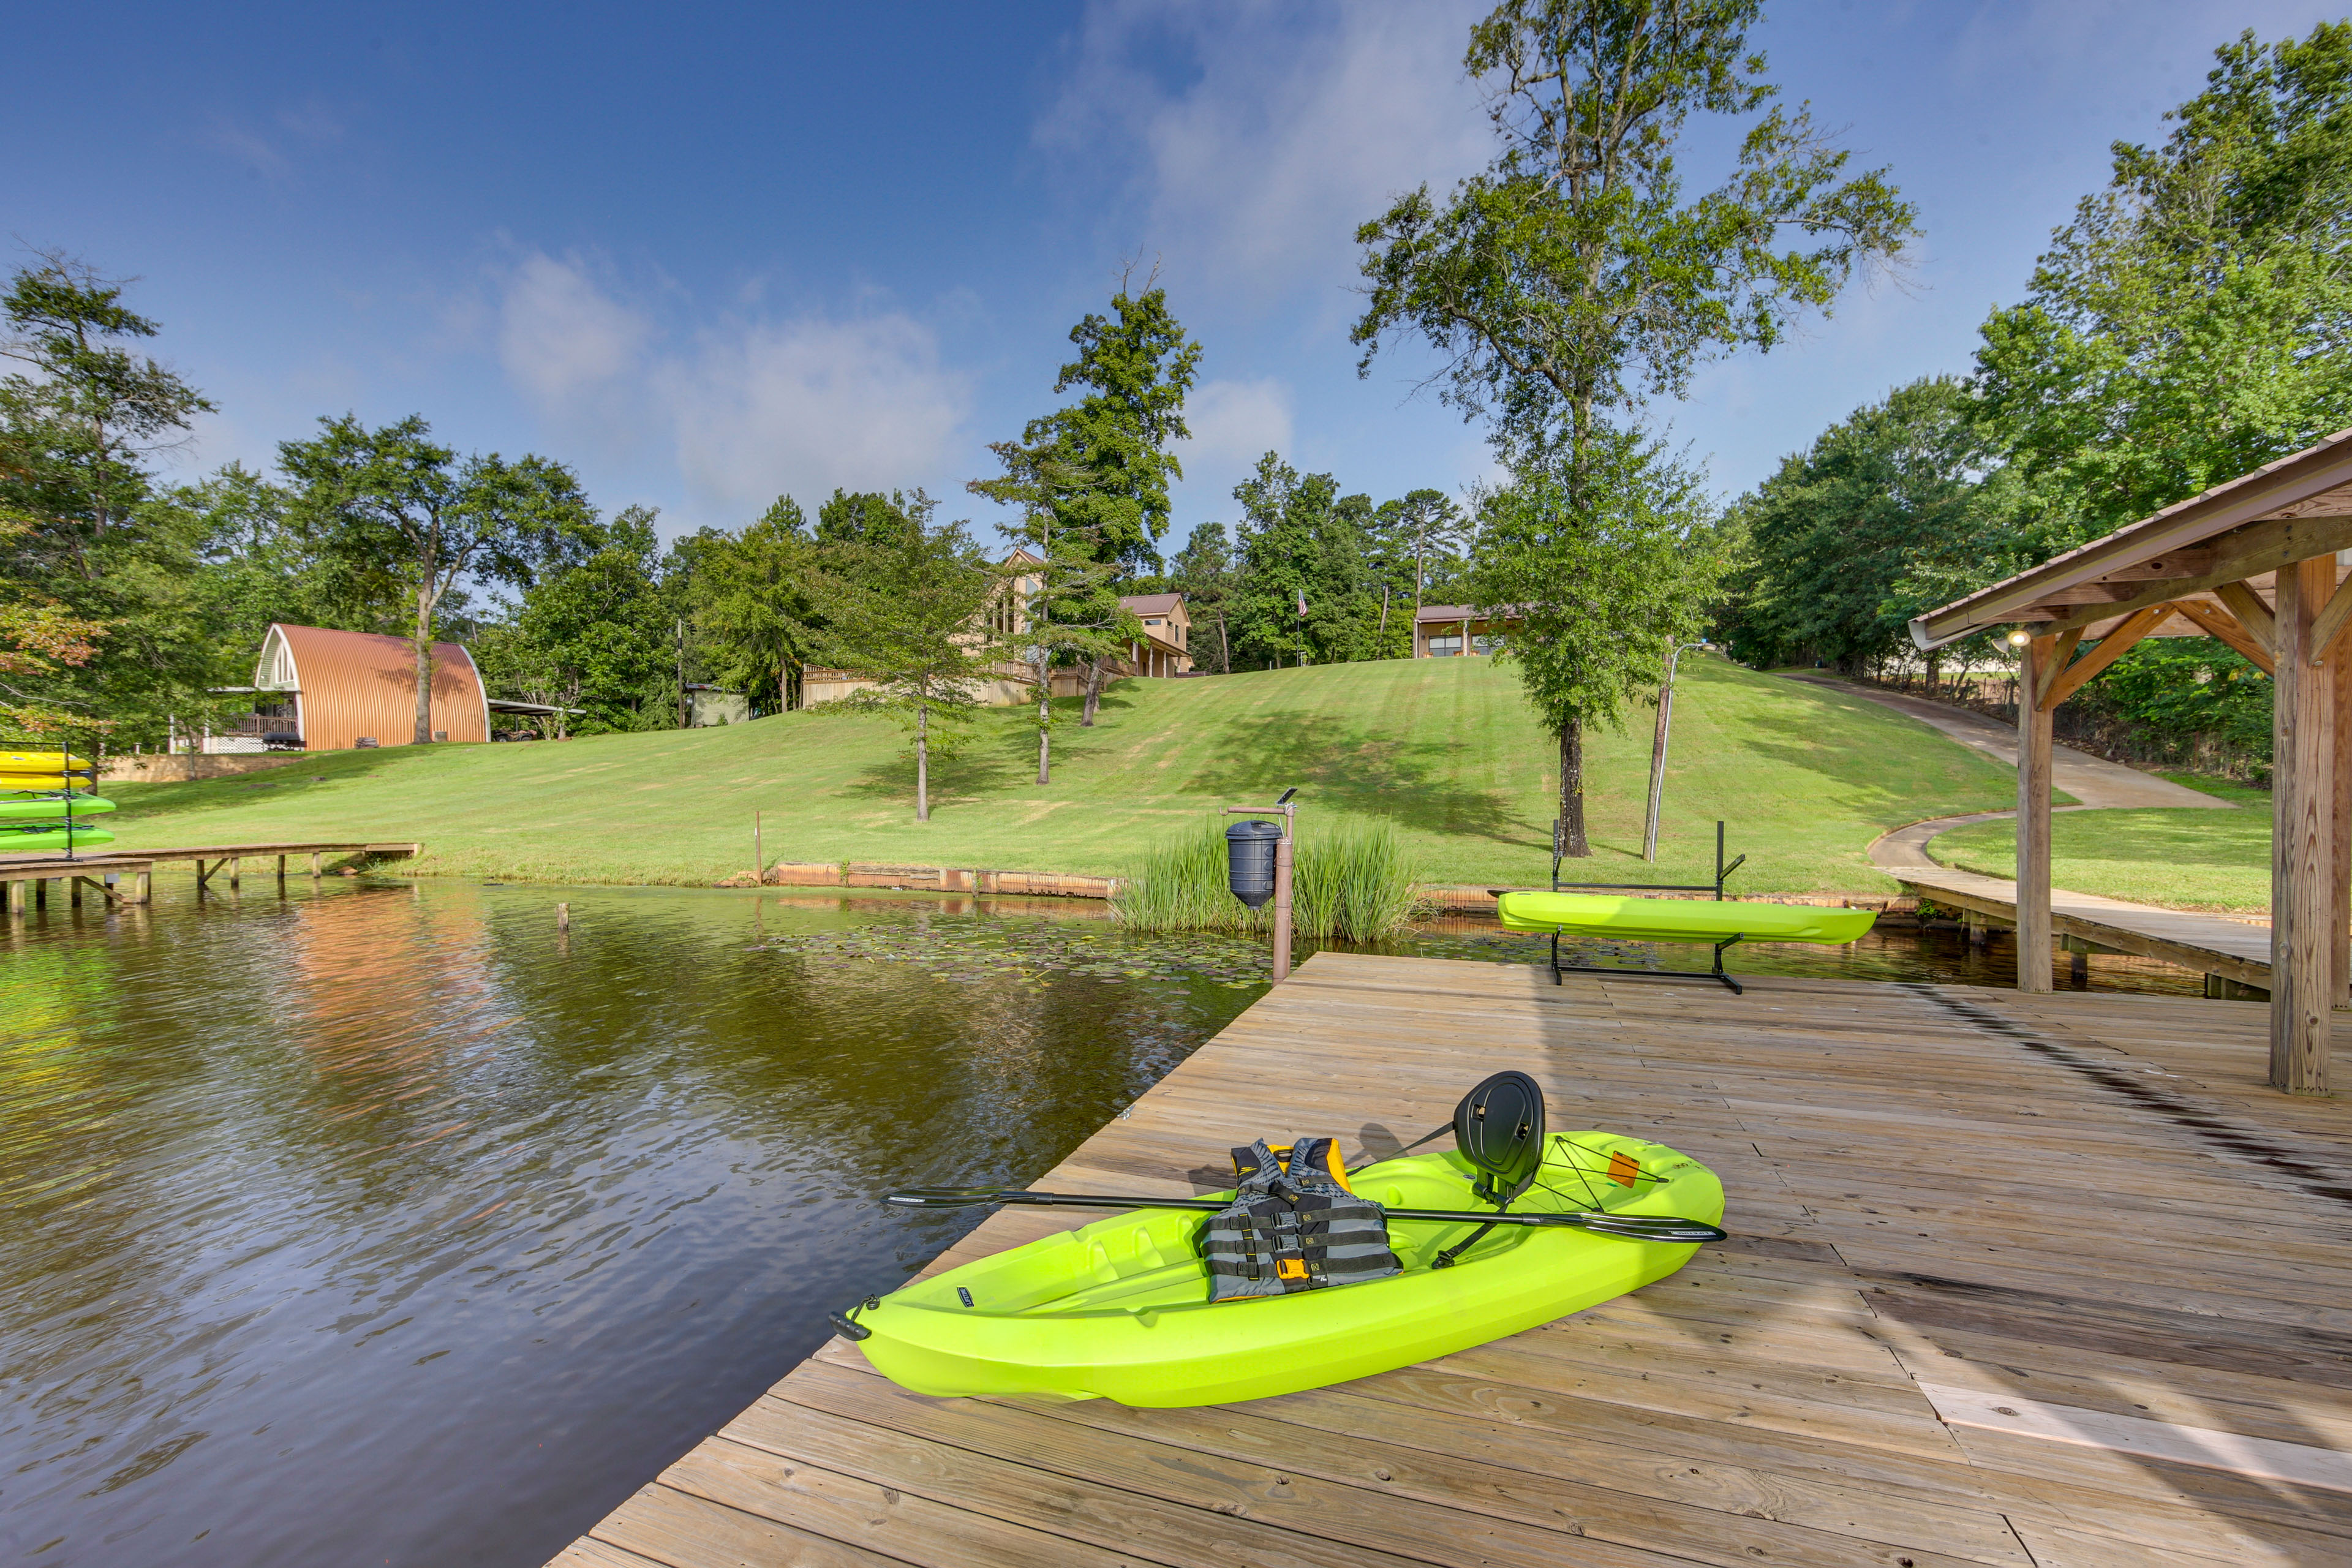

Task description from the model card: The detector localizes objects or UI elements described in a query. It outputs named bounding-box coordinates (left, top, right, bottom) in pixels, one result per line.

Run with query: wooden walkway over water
left=555, top=952, right=2352, bottom=1568
left=0, top=840, right=419, bottom=908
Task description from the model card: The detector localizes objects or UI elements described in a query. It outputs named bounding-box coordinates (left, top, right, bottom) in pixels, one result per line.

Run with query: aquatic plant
left=1114, top=816, right=1425, bottom=942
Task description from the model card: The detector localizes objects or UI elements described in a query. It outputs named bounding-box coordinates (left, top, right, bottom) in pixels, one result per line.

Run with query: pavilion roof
left=1910, top=428, right=2352, bottom=650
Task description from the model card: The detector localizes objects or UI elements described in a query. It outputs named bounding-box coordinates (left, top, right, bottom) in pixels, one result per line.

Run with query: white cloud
left=662, top=314, right=970, bottom=518
left=488, top=251, right=971, bottom=523
left=1044, top=2, right=1492, bottom=309
left=1172, top=376, right=1293, bottom=513
left=496, top=252, right=654, bottom=415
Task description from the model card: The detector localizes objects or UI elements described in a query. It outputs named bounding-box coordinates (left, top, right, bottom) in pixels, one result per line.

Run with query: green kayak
left=0, top=823, right=115, bottom=853
left=0, top=796, right=116, bottom=820
left=1496, top=891, right=1875, bottom=946
left=851, top=1129, right=1723, bottom=1407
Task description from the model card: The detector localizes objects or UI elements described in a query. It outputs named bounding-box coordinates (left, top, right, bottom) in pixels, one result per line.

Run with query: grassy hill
left=103, top=654, right=2022, bottom=892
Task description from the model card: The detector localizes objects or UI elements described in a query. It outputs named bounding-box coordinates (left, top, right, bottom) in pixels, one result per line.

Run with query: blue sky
left=9, top=1, right=2343, bottom=557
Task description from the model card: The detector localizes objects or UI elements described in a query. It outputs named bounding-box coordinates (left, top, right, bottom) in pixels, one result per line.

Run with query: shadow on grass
left=1182, top=709, right=1539, bottom=846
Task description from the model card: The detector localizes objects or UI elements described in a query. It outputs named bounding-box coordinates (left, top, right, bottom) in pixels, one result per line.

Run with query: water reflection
left=0, top=880, right=1256, bottom=1568
left=0, top=877, right=2214, bottom=1567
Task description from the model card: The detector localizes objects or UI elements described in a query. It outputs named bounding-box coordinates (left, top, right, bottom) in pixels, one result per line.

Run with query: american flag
left=1295, top=588, right=1307, bottom=616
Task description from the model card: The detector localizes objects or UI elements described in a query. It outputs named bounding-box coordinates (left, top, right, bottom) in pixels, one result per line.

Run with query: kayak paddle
left=884, top=1186, right=1727, bottom=1243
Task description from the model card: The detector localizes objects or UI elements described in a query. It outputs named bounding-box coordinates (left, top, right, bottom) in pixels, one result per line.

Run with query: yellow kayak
left=1496, top=892, right=1875, bottom=945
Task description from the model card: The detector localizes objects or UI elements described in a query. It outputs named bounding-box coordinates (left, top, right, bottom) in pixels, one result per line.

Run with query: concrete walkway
left=1776, top=675, right=2268, bottom=984
left=1781, top=671, right=2231, bottom=809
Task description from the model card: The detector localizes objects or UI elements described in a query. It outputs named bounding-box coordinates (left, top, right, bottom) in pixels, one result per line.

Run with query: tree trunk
left=412, top=582, right=435, bottom=744
left=1081, top=658, right=1104, bottom=726
left=1217, top=614, right=1229, bottom=674
left=1378, top=583, right=1390, bottom=654
left=916, top=700, right=930, bottom=821
left=1558, top=720, right=1590, bottom=858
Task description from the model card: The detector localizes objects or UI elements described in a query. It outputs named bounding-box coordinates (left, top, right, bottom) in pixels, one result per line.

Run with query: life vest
left=1198, top=1137, right=1402, bottom=1302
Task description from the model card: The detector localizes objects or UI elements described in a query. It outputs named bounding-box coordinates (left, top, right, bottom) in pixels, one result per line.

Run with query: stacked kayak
left=849, top=1128, right=1724, bottom=1407
left=0, top=751, right=115, bottom=854
left=1496, top=892, right=1875, bottom=945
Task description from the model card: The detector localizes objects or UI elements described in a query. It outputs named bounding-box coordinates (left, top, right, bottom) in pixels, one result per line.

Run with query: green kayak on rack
left=0, top=796, right=116, bottom=820
left=1495, top=891, right=1875, bottom=945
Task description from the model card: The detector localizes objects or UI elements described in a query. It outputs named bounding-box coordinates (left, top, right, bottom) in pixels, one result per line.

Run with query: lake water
left=0, top=876, right=2208, bottom=1566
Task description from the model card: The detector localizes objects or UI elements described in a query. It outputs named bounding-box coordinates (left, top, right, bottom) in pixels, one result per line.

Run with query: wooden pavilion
left=1912, top=429, right=2352, bottom=1095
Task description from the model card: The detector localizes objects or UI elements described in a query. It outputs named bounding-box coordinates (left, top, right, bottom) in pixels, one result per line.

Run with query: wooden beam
left=2034, top=627, right=2084, bottom=710
left=2272, top=555, right=2335, bottom=1094
left=2169, top=598, right=2277, bottom=674
left=2040, top=606, right=2168, bottom=710
left=2030, top=513, right=2352, bottom=636
left=2016, top=635, right=2056, bottom=995
left=2214, top=580, right=2277, bottom=652
left=1915, top=438, right=2352, bottom=644
left=2312, top=566, right=2352, bottom=663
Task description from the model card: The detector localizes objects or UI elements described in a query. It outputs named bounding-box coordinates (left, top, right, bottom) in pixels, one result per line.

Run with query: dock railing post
left=1224, top=788, right=1299, bottom=984
left=1273, top=805, right=1294, bottom=984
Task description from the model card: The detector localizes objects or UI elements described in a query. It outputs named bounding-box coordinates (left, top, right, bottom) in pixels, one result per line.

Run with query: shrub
left=1115, top=816, right=1423, bottom=942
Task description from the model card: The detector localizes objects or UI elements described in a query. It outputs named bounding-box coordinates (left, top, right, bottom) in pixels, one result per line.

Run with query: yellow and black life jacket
left=1199, top=1137, right=1401, bottom=1302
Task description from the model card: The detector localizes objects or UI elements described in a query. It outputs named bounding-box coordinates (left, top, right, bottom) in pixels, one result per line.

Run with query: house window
left=1472, top=633, right=1502, bottom=654
left=1427, top=634, right=1463, bottom=657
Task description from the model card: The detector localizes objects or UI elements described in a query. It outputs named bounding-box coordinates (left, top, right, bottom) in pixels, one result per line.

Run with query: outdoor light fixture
left=2006, top=630, right=2032, bottom=647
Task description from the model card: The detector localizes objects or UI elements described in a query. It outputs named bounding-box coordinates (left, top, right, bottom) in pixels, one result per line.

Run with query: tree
left=1975, top=23, right=2352, bottom=555
left=1351, top=0, right=1912, bottom=848
left=1369, top=488, right=1468, bottom=656
left=1225, top=454, right=1387, bottom=669
left=1169, top=524, right=1236, bottom=673
left=971, top=282, right=1200, bottom=733
left=494, top=505, right=675, bottom=733
left=809, top=495, right=1002, bottom=820
left=281, top=415, right=594, bottom=743
left=679, top=497, right=822, bottom=713
left=1473, top=431, right=1722, bottom=854
left=0, top=254, right=221, bottom=741
left=1722, top=377, right=2010, bottom=674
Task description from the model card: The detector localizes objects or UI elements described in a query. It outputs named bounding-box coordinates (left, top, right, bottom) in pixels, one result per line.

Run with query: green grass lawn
left=1932, top=772, right=2272, bottom=913
left=102, top=654, right=2022, bottom=891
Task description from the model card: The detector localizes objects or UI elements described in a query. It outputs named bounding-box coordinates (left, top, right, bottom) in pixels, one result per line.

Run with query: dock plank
left=556, top=955, right=2352, bottom=1567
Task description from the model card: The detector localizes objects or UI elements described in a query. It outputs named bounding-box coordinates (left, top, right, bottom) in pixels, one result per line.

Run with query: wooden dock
left=1874, top=815, right=2272, bottom=991
left=552, top=952, right=2352, bottom=1568
left=0, top=840, right=420, bottom=908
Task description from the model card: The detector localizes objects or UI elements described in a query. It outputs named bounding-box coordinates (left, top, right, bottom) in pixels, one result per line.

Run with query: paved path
left=1777, top=677, right=2267, bottom=981
left=1781, top=672, right=2231, bottom=809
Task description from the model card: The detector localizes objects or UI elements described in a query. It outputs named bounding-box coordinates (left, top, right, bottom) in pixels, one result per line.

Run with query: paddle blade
left=1455, top=1071, right=1547, bottom=1204
left=1569, top=1213, right=1728, bottom=1243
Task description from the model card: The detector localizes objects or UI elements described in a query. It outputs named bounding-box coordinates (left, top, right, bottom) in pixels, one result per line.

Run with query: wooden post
left=6, top=880, right=20, bottom=916
left=277, top=853, right=287, bottom=883
left=133, top=870, right=150, bottom=904
left=311, top=851, right=323, bottom=879
left=2016, top=635, right=2056, bottom=993
left=753, top=810, right=763, bottom=886
left=69, top=876, right=83, bottom=909
left=228, top=856, right=241, bottom=891
left=2273, top=556, right=2335, bottom=1093
left=2335, top=649, right=2352, bottom=1008
left=557, top=902, right=570, bottom=932
left=1272, top=824, right=1294, bottom=984
left=33, top=878, right=47, bottom=911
